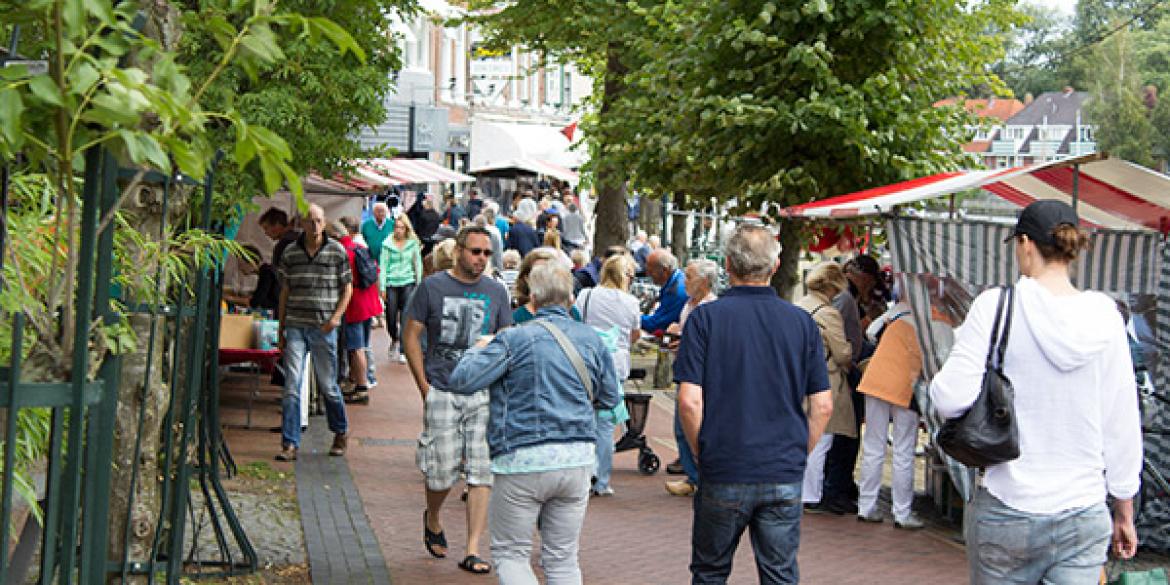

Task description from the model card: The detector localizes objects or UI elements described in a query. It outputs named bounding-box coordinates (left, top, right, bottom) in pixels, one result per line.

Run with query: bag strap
left=582, top=288, right=594, bottom=322
left=810, top=304, right=828, bottom=317
left=533, top=320, right=594, bottom=403
left=985, top=285, right=1014, bottom=369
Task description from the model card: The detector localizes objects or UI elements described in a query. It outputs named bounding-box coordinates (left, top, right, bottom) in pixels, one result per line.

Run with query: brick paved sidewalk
left=343, top=336, right=971, bottom=584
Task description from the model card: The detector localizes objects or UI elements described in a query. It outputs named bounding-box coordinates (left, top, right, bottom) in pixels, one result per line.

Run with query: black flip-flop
left=423, top=510, right=447, bottom=558
left=459, top=554, right=491, bottom=574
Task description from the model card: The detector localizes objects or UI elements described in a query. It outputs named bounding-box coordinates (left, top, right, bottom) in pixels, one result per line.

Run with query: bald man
left=276, top=204, right=353, bottom=462
left=641, top=249, right=689, bottom=334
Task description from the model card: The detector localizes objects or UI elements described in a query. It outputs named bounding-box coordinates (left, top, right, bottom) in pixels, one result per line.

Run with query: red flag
left=560, top=122, right=577, bottom=141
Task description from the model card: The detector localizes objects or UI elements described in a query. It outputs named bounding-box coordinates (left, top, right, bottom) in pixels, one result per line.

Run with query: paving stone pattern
left=297, top=423, right=392, bottom=585
left=342, top=338, right=971, bottom=584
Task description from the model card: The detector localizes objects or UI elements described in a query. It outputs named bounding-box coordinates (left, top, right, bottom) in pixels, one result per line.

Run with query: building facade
left=978, top=89, right=1096, bottom=169
left=360, top=1, right=591, bottom=179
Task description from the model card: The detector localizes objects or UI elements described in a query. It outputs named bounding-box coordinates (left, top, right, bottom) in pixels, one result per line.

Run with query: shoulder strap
left=533, top=320, right=594, bottom=403
left=582, top=288, right=594, bottom=322
left=985, top=285, right=1014, bottom=369
left=810, top=304, right=828, bottom=317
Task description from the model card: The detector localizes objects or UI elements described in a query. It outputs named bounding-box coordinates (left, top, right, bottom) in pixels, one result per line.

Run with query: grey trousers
left=490, top=465, right=591, bottom=585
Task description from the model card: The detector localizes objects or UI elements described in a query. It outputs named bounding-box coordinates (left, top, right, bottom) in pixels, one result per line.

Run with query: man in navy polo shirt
left=675, top=225, right=833, bottom=584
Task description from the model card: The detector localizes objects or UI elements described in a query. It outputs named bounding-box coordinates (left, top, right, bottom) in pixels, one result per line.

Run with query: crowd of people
left=226, top=191, right=1142, bottom=584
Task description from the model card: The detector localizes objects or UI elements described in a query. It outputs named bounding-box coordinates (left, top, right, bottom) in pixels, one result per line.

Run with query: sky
left=1031, top=0, right=1076, bottom=16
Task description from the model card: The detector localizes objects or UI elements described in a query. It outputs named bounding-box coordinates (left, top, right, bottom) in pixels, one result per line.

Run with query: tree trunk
left=591, top=43, right=629, bottom=257
left=770, top=217, right=802, bottom=301
left=670, top=192, right=688, bottom=261
left=107, top=3, right=185, bottom=582
left=637, top=195, right=662, bottom=239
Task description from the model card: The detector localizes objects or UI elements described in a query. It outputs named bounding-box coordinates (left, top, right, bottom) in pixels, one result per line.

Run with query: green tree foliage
left=1085, top=27, right=1156, bottom=167
left=0, top=0, right=390, bottom=544
left=175, top=0, right=414, bottom=216
left=995, top=1, right=1075, bottom=99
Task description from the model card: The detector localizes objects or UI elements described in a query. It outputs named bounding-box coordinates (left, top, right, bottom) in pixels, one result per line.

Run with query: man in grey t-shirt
left=403, top=226, right=511, bottom=574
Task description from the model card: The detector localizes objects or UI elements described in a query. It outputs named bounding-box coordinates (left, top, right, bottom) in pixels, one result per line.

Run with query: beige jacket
left=797, top=292, right=857, bottom=438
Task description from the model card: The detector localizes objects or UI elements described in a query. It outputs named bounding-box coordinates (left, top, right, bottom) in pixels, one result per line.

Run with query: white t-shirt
left=575, top=287, right=640, bottom=380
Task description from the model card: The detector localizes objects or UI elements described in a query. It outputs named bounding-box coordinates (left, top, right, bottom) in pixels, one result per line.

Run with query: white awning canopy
left=469, top=119, right=585, bottom=183
left=470, top=157, right=579, bottom=184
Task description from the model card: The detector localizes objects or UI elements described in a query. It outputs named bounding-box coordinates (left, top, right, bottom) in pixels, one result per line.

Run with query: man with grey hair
left=641, top=248, right=689, bottom=334
left=448, top=261, right=621, bottom=582
left=675, top=225, right=833, bottom=583
left=361, top=202, right=394, bottom=273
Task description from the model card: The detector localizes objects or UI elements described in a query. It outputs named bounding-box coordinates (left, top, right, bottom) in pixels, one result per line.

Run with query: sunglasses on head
left=464, top=247, right=493, bottom=257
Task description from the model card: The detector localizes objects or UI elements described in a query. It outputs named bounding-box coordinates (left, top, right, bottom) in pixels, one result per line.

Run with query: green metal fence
left=0, top=145, right=255, bottom=583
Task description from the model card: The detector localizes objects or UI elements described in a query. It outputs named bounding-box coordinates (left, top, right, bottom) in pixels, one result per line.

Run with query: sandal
left=423, top=510, right=447, bottom=558
left=458, top=554, right=491, bottom=574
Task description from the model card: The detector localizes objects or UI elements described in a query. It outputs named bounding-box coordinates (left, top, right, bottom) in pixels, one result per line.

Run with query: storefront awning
left=779, top=155, right=1170, bottom=233
left=470, top=157, right=580, bottom=184
left=356, top=158, right=475, bottom=186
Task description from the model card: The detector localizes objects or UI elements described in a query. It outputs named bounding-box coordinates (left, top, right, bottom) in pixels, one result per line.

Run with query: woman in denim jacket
left=448, top=262, right=622, bottom=585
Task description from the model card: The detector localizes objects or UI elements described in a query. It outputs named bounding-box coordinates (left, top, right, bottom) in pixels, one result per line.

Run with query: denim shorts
left=343, top=319, right=371, bottom=351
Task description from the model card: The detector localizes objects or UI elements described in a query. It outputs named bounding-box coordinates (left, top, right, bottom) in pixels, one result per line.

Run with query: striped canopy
left=355, top=158, right=475, bottom=186
left=782, top=155, right=1170, bottom=234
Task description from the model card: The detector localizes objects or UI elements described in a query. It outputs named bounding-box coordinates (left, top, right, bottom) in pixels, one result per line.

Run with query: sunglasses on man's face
left=463, top=247, right=492, bottom=257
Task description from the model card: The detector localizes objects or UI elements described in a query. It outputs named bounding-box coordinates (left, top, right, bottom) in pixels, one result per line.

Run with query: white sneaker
left=857, top=509, right=884, bottom=523
left=894, top=514, right=925, bottom=530
left=396, top=353, right=407, bottom=364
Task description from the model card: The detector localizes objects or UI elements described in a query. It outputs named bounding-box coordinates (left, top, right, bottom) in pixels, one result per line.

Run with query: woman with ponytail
left=931, top=201, right=1141, bottom=583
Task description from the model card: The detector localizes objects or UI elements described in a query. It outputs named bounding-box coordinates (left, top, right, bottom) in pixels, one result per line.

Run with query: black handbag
left=937, top=285, right=1020, bottom=468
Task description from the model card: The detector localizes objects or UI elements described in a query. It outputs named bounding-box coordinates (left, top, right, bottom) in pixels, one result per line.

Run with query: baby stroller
left=614, top=368, right=660, bottom=474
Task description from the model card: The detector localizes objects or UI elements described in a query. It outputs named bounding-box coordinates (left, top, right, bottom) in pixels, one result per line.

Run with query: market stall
left=781, top=154, right=1170, bottom=550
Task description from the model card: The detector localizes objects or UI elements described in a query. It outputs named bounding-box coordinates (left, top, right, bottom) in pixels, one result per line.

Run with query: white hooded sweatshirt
left=930, top=276, right=1142, bottom=514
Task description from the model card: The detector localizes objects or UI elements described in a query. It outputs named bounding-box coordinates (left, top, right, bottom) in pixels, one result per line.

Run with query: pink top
left=340, top=236, right=384, bottom=324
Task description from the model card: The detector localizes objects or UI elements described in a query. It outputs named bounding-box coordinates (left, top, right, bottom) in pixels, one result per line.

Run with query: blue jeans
left=283, top=326, right=348, bottom=448
left=691, top=481, right=802, bottom=584
left=674, top=399, right=699, bottom=484
left=594, top=414, right=615, bottom=491
left=965, top=488, right=1111, bottom=584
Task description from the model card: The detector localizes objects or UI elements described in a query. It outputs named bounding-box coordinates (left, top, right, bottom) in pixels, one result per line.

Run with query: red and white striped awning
left=780, top=155, right=1170, bottom=233
left=469, top=158, right=580, bottom=184
left=356, top=158, right=475, bottom=186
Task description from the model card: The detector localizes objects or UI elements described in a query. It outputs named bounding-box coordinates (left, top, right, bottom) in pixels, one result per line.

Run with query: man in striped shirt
left=276, top=203, right=353, bottom=462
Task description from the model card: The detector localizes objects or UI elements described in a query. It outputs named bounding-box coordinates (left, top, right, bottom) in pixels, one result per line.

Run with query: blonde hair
left=393, top=213, right=418, bottom=242
left=599, top=255, right=633, bottom=290
left=805, top=261, right=847, bottom=297
left=432, top=239, right=457, bottom=272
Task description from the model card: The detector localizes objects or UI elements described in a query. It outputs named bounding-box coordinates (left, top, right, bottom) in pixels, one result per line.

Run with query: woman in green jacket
left=380, top=214, right=423, bottom=363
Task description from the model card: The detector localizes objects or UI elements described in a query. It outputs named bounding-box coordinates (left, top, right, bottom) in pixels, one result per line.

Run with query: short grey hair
left=725, top=225, right=778, bottom=281
left=687, top=258, right=720, bottom=290
left=528, top=262, right=574, bottom=309
left=652, top=249, right=678, bottom=272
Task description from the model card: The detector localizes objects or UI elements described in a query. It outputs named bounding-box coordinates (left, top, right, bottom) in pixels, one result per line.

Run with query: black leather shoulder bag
left=937, top=285, right=1021, bottom=468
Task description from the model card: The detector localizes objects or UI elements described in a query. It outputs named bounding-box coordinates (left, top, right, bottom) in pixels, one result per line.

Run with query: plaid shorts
left=417, top=387, right=493, bottom=491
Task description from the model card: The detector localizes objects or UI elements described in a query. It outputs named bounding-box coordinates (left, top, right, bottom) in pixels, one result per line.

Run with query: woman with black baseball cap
left=931, top=200, right=1142, bottom=583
